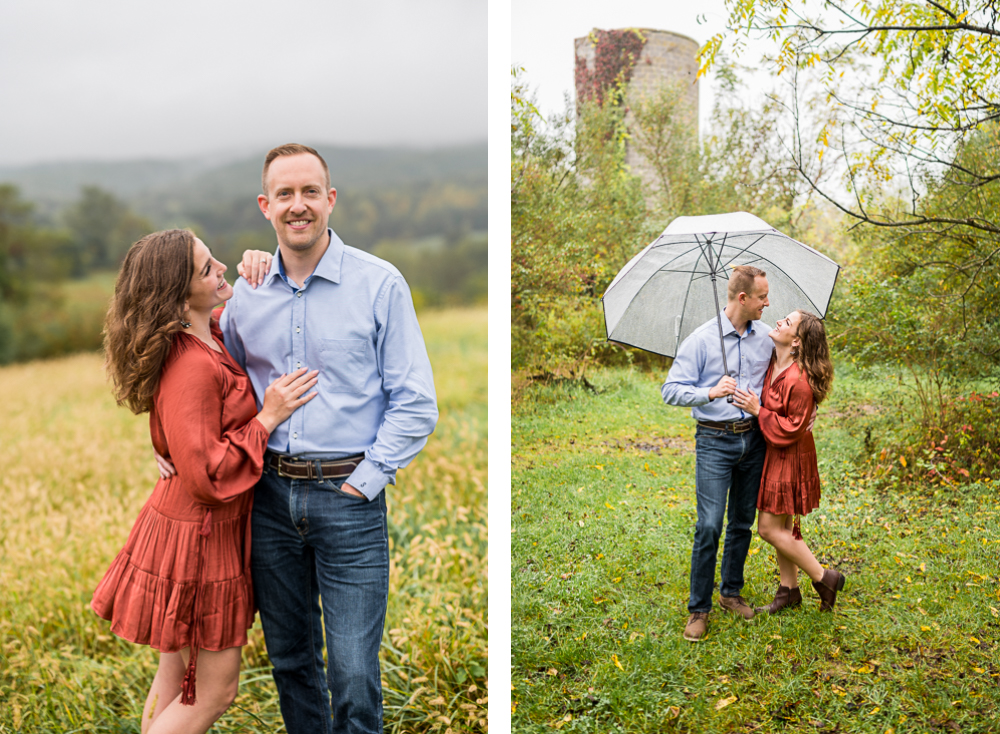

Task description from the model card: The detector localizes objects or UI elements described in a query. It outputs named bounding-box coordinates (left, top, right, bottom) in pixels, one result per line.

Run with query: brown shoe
left=683, top=612, right=709, bottom=642
left=755, top=585, right=802, bottom=614
left=811, top=569, right=846, bottom=611
left=719, top=594, right=756, bottom=620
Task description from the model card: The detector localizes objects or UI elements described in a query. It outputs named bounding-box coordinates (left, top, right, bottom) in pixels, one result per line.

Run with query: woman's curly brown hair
left=792, top=310, right=834, bottom=405
left=104, top=229, right=195, bottom=414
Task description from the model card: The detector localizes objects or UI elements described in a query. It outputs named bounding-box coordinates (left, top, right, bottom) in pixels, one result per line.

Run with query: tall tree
left=705, top=0, right=1000, bottom=373
left=63, top=186, right=150, bottom=274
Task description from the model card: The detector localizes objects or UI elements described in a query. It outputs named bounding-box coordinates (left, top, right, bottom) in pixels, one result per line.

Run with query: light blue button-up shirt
left=219, top=228, right=438, bottom=500
left=661, top=311, right=774, bottom=422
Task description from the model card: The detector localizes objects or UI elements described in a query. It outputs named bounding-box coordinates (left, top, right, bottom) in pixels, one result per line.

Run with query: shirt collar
left=270, top=227, right=345, bottom=287
left=719, top=309, right=758, bottom=337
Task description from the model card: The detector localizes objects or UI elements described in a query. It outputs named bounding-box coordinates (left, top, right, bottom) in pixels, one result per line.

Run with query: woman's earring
left=180, top=318, right=192, bottom=328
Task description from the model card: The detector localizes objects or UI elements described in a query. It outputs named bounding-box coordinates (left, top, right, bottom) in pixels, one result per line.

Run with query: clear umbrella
left=602, top=212, right=841, bottom=366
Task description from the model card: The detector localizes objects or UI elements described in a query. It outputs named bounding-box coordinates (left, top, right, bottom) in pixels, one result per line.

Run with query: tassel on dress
left=181, top=508, right=213, bottom=706
left=180, top=647, right=199, bottom=705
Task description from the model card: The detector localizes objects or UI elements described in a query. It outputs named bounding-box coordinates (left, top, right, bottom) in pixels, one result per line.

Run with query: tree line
left=0, top=176, right=487, bottom=364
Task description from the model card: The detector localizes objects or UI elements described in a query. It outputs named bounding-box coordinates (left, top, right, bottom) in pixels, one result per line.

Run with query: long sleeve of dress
left=153, top=341, right=269, bottom=506
left=759, top=372, right=814, bottom=449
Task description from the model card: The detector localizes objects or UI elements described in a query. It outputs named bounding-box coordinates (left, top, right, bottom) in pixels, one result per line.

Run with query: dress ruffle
left=91, top=502, right=254, bottom=652
left=757, top=446, right=821, bottom=517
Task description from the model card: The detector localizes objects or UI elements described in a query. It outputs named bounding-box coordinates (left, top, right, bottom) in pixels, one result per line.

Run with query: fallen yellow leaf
left=613, top=654, right=624, bottom=671
left=715, top=695, right=738, bottom=710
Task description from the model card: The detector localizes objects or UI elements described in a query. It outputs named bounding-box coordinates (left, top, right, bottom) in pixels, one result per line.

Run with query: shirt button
left=296, top=291, right=303, bottom=298
left=296, top=362, right=301, bottom=368
left=296, top=327, right=301, bottom=333
left=293, top=432, right=298, bottom=439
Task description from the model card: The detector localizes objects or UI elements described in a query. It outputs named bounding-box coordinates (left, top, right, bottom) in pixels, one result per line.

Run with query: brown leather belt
left=696, top=418, right=758, bottom=434
left=267, top=452, right=365, bottom=480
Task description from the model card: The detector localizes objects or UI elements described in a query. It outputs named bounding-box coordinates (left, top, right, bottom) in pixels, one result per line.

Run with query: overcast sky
left=512, top=0, right=776, bottom=133
left=0, top=0, right=486, bottom=166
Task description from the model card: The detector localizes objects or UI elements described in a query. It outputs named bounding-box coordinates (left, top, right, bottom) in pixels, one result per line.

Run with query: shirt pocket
left=318, top=338, right=368, bottom=394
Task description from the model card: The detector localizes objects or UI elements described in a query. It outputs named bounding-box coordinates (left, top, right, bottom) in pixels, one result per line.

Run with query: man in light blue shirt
left=221, top=144, right=438, bottom=734
left=661, top=265, right=773, bottom=642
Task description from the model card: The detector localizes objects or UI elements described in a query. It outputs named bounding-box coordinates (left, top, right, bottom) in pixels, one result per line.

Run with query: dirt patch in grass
left=602, top=436, right=696, bottom=455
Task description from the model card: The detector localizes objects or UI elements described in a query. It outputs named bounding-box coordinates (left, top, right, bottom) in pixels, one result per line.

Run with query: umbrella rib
left=648, top=241, right=711, bottom=274
left=719, top=233, right=769, bottom=270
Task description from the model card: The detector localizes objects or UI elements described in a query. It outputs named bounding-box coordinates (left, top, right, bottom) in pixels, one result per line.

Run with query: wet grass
left=512, top=365, right=1000, bottom=733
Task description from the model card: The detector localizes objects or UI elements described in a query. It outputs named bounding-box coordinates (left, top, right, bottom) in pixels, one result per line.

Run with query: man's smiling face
left=258, top=153, right=336, bottom=253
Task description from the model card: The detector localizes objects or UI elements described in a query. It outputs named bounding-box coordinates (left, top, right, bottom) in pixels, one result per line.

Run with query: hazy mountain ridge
left=0, top=142, right=487, bottom=212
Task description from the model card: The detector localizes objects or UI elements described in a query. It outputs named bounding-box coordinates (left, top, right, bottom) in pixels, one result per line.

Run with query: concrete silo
left=574, top=28, right=700, bottom=191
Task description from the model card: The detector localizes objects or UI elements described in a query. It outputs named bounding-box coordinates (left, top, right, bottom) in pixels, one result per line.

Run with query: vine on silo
left=574, top=28, right=647, bottom=109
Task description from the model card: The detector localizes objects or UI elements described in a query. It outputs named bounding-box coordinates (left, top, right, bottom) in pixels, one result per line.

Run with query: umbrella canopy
left=602, top=212, right=841, bottom=357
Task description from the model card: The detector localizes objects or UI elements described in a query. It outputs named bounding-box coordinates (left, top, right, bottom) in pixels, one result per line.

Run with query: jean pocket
left=320, top=478, right=365, bottom=499
left=318, top=338, right=368, bottom=394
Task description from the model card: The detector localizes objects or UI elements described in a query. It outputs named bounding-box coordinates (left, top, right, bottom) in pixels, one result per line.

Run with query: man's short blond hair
left=728, top=265, right=767, bottom=301
left=261, top=143, right=330, bottom=194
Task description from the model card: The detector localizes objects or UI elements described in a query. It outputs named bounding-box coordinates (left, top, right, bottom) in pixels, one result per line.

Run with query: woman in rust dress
left=92, top=230, right=318, bottom=733
left=733, top=310, right=846, bottom=613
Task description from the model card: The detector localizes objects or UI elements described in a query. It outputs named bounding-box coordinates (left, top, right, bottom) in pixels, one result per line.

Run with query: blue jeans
left=251, top=462, right=389, bottom=734
left=689, top=425, right=766, bottom=613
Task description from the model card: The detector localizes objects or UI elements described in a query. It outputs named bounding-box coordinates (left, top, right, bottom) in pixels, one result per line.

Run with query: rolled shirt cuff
left=699, top=387, right=713, bottom=404
left=346, top=458, right=394, bottom=501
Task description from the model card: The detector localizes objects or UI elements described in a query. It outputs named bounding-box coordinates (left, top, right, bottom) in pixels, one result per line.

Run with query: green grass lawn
left=512, top=366, right=1000, bottom=733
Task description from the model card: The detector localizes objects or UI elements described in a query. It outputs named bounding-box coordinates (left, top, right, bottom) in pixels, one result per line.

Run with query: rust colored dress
left=756, top=358, right=821, bottom=538
left=91, top=320, right=269, bottom=704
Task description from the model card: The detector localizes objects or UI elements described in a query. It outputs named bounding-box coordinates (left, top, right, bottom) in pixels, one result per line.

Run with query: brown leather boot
left=755, top=585, right=802, bottom=614
left=811, top=568, right=846, bottom=611
left=683, top=612, right=709, bottom=642
left=719, top=594, right=756, bottom=620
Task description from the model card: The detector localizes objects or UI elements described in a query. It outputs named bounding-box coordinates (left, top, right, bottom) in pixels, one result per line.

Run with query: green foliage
left=830, top=123, right=1000, bottom=413
left=511, top=77, right=650, bottom=371
left=372, top=234, right=488, bottom=309
left=825, top=363, right=1000, bottom=491
left=63, top=185, right=153, bottom=274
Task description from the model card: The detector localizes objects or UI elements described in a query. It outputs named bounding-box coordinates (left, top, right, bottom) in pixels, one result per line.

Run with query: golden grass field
left=0, top=306, right=487, bottom=733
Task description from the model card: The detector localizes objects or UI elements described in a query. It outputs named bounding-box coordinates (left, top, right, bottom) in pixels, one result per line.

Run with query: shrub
left=855, top=388, right=1000, bottom=489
